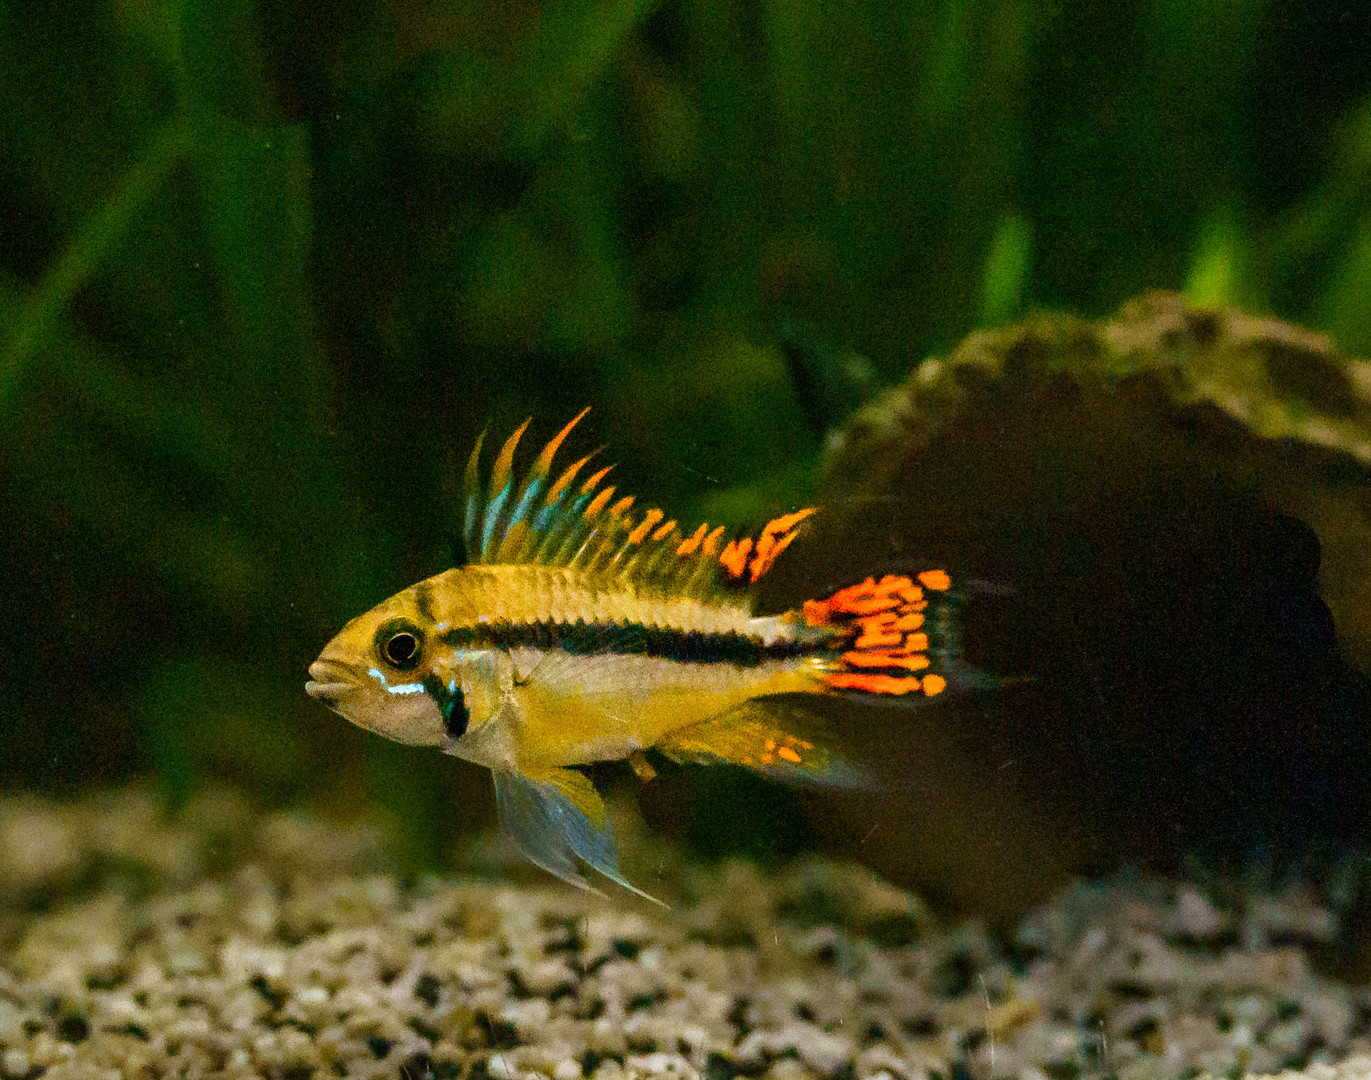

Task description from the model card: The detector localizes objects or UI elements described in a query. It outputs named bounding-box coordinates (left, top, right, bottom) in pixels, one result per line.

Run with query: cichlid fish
left=306, top=411, right=964, bottom=900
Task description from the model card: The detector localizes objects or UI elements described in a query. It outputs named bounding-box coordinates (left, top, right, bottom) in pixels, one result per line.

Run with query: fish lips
left=306, top=659, right=355, bottom=705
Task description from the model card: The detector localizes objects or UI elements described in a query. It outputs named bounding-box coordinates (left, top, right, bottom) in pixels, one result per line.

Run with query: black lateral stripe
left=437, top=621, right=818, bottom=666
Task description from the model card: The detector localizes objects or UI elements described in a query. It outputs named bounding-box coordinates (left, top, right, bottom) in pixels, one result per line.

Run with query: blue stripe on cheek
left=367, top=667, right=427, bottom=695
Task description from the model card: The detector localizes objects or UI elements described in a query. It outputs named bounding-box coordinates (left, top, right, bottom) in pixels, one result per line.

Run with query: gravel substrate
left=1, top=786, right=1369, bottom=1080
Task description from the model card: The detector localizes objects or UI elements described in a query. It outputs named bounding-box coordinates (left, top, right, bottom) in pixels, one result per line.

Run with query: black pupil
left=385, top=632, right=418, bottom=667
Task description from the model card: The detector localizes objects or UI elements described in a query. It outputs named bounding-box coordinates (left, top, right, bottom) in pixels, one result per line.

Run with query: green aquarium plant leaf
left=512, top=0, right=660, bottom=153
left=1314, top=216, right=1371, bottom=356
left=141, top=658, right=313, bottom=810
left=977, top=211, right=1032, bottom=328
left=0, top=121, right=192, bottom=415
left=1185, top=208, right=1249, bottom=308
left=193, top=115, right=317, bottom=379
left=176, top=0, right=273, bottom=122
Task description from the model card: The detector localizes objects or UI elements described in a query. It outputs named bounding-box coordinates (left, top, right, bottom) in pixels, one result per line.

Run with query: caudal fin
left=804, top=570, right=970, bottom=698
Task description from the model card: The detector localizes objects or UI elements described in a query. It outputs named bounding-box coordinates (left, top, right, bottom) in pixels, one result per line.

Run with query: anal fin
left=656, top=698, right=871, bottom=789
left=492, top=768, right=665, bottom=905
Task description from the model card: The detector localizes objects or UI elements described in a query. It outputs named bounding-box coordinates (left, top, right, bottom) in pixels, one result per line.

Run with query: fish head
left=306, top=583, right=452, bottom=747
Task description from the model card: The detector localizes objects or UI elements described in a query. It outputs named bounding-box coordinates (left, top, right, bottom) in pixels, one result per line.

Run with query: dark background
left=3, top=0, right=1371, bottom=869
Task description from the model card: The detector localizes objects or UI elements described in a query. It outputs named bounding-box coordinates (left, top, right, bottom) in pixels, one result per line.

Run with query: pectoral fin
left=656, top=698, right=872, bottom=789
left=492, top=768, right=664, bottom=905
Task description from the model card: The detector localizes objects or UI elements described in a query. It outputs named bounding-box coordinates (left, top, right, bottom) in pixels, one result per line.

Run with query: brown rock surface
left=756, top=293, right=1371, bottom=921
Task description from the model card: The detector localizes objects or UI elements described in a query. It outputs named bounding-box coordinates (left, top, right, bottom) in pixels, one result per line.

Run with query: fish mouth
left=306, top=659, right=355, bottom=702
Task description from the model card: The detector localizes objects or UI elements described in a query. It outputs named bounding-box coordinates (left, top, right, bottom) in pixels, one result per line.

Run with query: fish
left=306, top=411, right=966, bottom=901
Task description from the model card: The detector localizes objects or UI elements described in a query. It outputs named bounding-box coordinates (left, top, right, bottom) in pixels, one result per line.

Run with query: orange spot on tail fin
left=824, top=672, right=923, bottom=695
left=841, top=651, right=930, bottom=671
left=807, top=569, right=959, bottom=699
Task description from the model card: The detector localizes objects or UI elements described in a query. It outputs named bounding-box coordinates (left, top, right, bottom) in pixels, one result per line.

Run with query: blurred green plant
left=977, top=212, right=1032, bottom=327
left=1, top=0, right=1370, bottom=866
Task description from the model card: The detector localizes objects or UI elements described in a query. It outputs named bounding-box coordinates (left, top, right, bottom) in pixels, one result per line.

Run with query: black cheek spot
left=446, top=687, right=469, bottom=739
left=423, top=674, right=469, bottom=739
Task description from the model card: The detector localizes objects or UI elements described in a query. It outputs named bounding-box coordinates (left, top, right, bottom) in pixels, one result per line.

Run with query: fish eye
left=375, top=619, right=424, bottom=672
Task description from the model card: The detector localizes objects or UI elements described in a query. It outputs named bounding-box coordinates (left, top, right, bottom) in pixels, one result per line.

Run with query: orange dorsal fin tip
left=918, top=569, right=952, bottom=591
left=751, top=526, right=800, bottom=578
left=585, top=486, right=616, bottom=518
left=676, top=523, right=708, bottom=556
left=491, top=417, right=532, bottom=494
left=547, top=450, right=596, bottom=504
left=531, top=408, right=590, bottom=478
left=922, top=674, right=947, bottom=696
left=719, top=538, right=752, bottom=578
left=580, top=464, right=614, bottom=496
left=740, top=507, right=817, bottom=582
left=609, top=494, right=636, bottom=518
left=651, top=519, right=678, bottom=542
left=627, top=508, right=664, bottom=546
left=701, top=524, right=727, bottom=556
left=464, top=427, right=488, bottom=493
left=761, top=506, right=817, bottom=538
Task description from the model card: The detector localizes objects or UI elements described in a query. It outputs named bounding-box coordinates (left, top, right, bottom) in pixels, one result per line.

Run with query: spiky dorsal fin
left=462, top=412, right=816, bottom=595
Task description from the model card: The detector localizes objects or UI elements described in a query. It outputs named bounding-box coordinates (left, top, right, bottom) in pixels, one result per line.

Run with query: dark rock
left=773, top=292, right=1371, bottom=922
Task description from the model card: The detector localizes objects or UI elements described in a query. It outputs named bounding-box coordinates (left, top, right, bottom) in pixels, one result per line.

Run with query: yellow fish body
left=307, top=412, right=959, bottom=899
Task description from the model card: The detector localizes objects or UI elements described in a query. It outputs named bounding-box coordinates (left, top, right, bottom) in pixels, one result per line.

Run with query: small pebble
left=1, top=1050, right=29, bottom=1079
left=553, top=1059, right=581, bottom=1080
left=1175, top=888, right=1221, bottom=940
left=0, top=784, right=1363, bottom=1080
